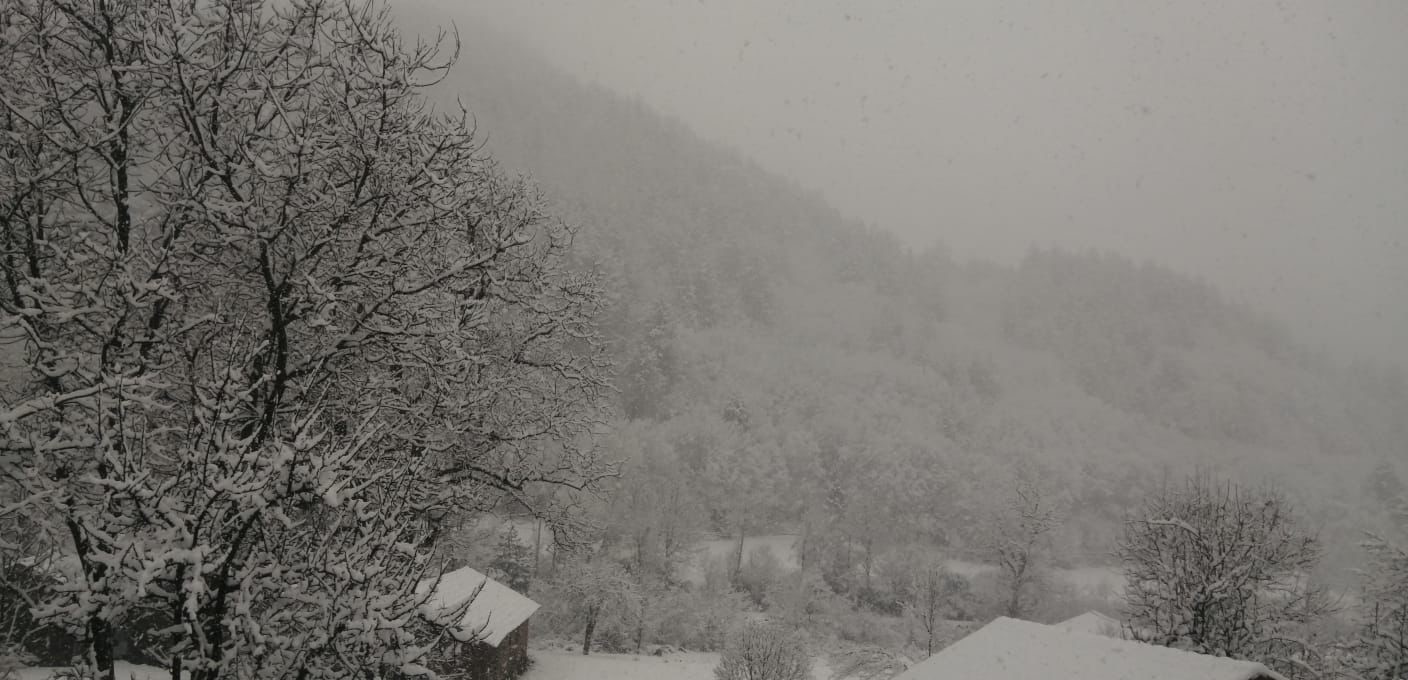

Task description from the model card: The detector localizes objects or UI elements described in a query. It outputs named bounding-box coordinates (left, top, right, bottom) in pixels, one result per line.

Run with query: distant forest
left=404, top=19, right=1408, bottom=583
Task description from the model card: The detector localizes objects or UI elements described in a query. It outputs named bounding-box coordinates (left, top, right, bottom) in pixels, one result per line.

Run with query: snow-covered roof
left=417, top=566, right=539, bottom=648
left=1053, top=610, right=1123, bottom=638
left=892, top=617, right=1288, bottom=680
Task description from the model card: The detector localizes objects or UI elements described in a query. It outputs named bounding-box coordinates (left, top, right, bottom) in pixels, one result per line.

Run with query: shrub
left=714, top=622, right=811, bottom=680
left=835, top=610, right=907, bottom=648
left=827, top=643, right=914, bottom=680
left=737, top=546, right=784, bottom=606
left=765, top=572, right=844, bottom=631
left=655, top=589, right=753, bottom=652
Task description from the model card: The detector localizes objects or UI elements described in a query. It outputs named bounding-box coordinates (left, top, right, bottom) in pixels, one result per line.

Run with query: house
left=1053, top=610, right=1124, bottom=638
left=892, top=616, right=1288, bottom=680
left=417, top=566, right=540, bottom=680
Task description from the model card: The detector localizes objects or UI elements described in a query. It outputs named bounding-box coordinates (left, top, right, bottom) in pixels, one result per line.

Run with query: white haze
left=414, top=0, right=1408, bottom=368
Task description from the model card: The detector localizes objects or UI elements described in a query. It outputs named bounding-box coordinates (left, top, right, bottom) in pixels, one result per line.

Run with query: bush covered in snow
left=1117, top=474, right=1331, bottom=678
left=713, top=622, right=810, bottom=680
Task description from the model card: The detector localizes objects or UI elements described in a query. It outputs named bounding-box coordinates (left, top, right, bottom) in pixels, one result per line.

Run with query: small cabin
left=893, top=616, right=1288, bottom=680
left=417, top=566, right=540, bottom=680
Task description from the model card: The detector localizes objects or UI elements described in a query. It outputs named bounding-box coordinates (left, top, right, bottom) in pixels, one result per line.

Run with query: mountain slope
left=395, top=13, right=1407, bottom=580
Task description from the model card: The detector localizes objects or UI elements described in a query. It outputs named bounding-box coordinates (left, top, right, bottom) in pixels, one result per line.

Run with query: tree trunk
left=89, top=615, right=115, bottom=680
left=863, top=537, right=874, bottom=591
left=534, top=518, right=543, bottom=577
left=924, top=573, right=938, bottom=656
left=1006, top=575, right=1023, bottom=619
left=635, top=595, right=648, bottom=653
left=636, top=528, right=650, bottom=575
left=582, top=608, right=598, bottom=656
left=70, top=522, right=115, bottom=680
left=1003, top=552, right=1028, bottom=618
left=798, top=519, right=810, bottom=574
left=731, top=524, right=747, bottom=585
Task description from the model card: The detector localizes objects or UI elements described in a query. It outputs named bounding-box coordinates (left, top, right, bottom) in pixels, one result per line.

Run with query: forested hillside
left=3, top=4, right=1404, bottom=678
left=400, top=18, right=1408, bottom=581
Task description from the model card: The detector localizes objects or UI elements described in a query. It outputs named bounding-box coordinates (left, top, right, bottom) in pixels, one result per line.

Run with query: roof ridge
left=895, top=617, right=1289, bottom=680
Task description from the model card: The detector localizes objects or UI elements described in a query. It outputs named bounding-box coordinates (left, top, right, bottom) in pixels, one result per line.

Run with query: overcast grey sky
left=419, top=0, right=1407, bottom=367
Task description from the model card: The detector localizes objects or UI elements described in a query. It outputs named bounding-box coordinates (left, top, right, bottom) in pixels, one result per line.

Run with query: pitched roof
left=1053, top=610, right=1124, bottom=638
left=893, top=617, right=1288, bottom=680
left=417, top=566, right=540, bottom=647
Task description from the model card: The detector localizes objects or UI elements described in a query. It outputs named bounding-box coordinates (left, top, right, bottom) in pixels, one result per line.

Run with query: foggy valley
left=0, top=2, right=1404, bottom=680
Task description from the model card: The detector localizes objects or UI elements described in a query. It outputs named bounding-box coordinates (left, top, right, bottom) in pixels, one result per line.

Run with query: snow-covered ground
left=683, top=534, right=802, bottom=583
left=687, top=534, right=1124, bottom=597
left=14, top=662, right=173, bottom=680
left=524, top=649, right=831, bottom=680
left=468, top=516, right=1127, bottom=599
left=14, top=654, right=820, bottom=680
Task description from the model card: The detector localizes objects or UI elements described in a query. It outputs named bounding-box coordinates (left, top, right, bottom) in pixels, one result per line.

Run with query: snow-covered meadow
left=684, top=533, right=1124, bottom=598
left=12, top=663, right=175, bottom=680
left=523, top=648, right=833, bottom=680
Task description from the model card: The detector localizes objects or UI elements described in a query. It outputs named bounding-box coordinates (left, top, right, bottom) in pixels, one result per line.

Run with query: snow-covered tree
left=1117, top=475, right=1330, bottom=677
left=552, top=557, right=640, bottom=656
left=0, top=1, right=611, bottom=679
left=1344, top=532, right=1408, bottom=680
left=900, top=562, right=969, bottom=657
left=1366, top=461, right=1405, bottom=504
left=983, top=471, right=1061, bottom=619
left=488, top=524, right=533, bottom=595
left=599, top=420, right=702, bottom=583
left=714, top=622, right=810, bottom=680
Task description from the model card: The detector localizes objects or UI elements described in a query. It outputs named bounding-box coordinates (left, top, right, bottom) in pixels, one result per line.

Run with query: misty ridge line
left=416, top=0, right=1408, bottom=372
left=397, top=10, right=1382, bottom=377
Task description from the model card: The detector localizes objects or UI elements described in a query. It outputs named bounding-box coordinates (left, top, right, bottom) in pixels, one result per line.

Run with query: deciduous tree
left=983, top=471, right=1061, bottom=619
left=1117, top=475, right=1329, bottom=677
left=1344, top=531, right=1408, bottom=680
left=553, top=557, right=640, bottom=656
left=0, top=1, right=610, bottom=678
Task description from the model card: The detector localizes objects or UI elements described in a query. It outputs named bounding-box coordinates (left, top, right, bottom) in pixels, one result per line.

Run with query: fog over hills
left=390, top=9, right=1407, bottom=583
left=411, top=0, right=1408, bottom=371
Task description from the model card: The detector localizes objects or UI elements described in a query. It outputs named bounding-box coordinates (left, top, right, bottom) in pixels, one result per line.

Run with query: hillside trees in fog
left=596, top=419, right=704, bottom=598
left=0, top=1, right=610, bottom=678
left=403, top=20, right=1408, bottom=585
left=341, top=18, right=1408, bottom=659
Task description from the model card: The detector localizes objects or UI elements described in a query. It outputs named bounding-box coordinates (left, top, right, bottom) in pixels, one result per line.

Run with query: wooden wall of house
left=427, top=621, right=532, bottom=680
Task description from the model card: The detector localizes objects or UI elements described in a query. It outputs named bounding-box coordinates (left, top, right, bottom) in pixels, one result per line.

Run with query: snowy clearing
left=14, top=663, right=174, bottom=680
left=685, top=534, right=1125, bottom=596
left=523, top=649, right=830, bottom=680
left=15, top=655, right=829, bottom=680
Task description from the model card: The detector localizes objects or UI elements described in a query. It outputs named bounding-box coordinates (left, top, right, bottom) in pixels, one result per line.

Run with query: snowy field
left=467, top=515, right=1126, bottom=599
left=687, top=534, right=1124, bottom=596
left=14, top=663, right=174, bottom=680
left=14, top=654, right=820, bottom=680
left=523, top=649, right=831, bottom=680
